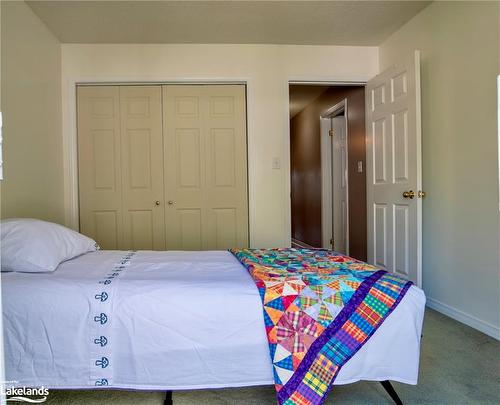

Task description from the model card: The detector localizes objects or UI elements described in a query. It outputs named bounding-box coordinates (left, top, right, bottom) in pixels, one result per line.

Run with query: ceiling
left=26, top=1, right=431, bottom=45
left=289, top=85, right=330, bottom=118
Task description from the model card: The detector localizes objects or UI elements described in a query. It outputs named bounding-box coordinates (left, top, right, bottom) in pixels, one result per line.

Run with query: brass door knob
left=418, top=190, right=426, bottom=198
left=155, top=201, right=161, bottom=206
left=167, top=201, right=174, bottom=205
left=402, top=190, right=415, bottom=199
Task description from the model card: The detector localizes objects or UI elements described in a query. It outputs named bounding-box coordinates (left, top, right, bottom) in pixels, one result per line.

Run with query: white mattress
left=2, top=250, right=425, bottom=390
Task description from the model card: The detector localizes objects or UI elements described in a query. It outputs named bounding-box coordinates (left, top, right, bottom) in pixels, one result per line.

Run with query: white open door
left=365, top=50, right=422, bottom=286
left=331, top=116, right=349, bottom=255
left=320, top=105, right=348, bottom=255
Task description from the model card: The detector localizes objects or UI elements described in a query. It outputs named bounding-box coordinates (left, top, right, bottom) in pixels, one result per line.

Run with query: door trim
left=321, top=98, right=347, bottom=119
left=65, top=79, right=251, bottom=244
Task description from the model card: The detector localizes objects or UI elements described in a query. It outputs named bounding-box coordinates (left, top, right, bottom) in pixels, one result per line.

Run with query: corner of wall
left=1, top=0, right=64, bottom=224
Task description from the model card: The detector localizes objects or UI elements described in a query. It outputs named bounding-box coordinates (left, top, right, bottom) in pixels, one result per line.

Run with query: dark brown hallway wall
left=290, top=86, right=367, bottom=261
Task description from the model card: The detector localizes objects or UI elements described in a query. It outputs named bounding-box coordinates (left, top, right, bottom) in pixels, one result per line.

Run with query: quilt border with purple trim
left=230, top=248, right=412, bottom=405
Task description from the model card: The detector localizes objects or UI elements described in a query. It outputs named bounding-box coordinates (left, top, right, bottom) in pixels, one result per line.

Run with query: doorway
left=289, top=84, right=367, bottom=261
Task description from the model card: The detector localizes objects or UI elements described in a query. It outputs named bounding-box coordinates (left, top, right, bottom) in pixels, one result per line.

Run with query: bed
left=2, top=249, right=425, bottom=394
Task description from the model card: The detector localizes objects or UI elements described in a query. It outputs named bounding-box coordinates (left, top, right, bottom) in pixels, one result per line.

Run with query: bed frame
left=162, top=380, right=403, bottom=404
left=380, top=380, right=404, bottom=404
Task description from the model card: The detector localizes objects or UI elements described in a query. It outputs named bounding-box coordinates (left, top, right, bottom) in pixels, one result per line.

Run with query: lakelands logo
left=3, top=386, right=49, bottom=403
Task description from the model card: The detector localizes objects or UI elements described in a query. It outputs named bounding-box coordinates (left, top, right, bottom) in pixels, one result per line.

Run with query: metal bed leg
left=164, top=390, right=173, bottom=405
left=380, top=380, right=403, bottom=405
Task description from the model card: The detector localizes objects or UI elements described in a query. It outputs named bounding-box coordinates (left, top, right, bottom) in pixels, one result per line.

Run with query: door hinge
left=328, top=129, right=334, bottom=137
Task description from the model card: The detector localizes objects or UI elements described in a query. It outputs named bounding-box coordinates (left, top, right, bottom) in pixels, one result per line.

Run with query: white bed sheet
left=2, top=250, right=425, bottom=390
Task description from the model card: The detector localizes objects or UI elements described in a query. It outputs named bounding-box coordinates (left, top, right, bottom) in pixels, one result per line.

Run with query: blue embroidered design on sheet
left=91, top=251, right=137, bottom=387
left=94, top=313, right=108, bottom=324
left=95, top=379, right=108, bottom=386
left=94, top=336, right=108, bottom=347
left=95, top=357, right=109, bottom=368
left=95, top=292, right=108, bottom=302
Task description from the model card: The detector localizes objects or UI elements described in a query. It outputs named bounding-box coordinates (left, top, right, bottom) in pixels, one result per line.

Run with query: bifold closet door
left=77, top=85, right=165, bottom=250
left=120, top=86, right=165, bottom=250
left=78, top=86, right=123, bottom=249
left=163, top=85, right=249, bottom=250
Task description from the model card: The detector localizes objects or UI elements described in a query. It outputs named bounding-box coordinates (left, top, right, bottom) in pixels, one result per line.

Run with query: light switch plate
left=272, top=157, right=281, bottom=169
left=357, top=161, right=363, bottom=173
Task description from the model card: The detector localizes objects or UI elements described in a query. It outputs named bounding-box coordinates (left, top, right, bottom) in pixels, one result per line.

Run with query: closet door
left=78, top=85, right=165, bottom=250
left=77, top=86, right=123, bottom=249
left=120, top=86, right=165, bottom=250
left=163, top=85, right=249, bottom=250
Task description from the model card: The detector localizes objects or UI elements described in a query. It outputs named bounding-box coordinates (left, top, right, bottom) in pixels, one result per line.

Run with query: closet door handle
left=167, top=201, right=175, bottom=205
left=155, top=201, right=161, bottom=206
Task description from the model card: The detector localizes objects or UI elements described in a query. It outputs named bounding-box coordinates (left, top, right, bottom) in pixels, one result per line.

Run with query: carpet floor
left=40, top=309, right=500, bottom=404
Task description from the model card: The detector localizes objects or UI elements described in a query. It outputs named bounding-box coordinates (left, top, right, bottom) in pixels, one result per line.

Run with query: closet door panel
left=120, top=86, right=165, bottom=250
left=163, top=86, right=205, bottom=250
left=77, top=86, right=123, bottom=249
left=204, top=85, right=248, bottom=249
left=163, top=85, right=248, bottom=250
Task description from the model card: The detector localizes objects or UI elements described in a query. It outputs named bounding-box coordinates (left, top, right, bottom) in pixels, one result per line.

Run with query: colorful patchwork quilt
left=230, top=248, right=412, bottom=405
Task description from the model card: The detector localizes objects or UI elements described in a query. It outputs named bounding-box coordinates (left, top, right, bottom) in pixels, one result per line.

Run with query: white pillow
left=1, top=218, right=99, bottom=272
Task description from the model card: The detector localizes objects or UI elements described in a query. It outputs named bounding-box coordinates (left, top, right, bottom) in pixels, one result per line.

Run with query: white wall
left=0, top=1, right=63, bottom=223
left=61, top=44, right=378, bottom=248
left=380, top=1, right=500, bottom=339
left=0, top=4, right=5, bottom=403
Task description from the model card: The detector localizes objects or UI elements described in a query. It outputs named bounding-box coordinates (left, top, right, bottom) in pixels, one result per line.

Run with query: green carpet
left=39, top=309, right=500, bottom=404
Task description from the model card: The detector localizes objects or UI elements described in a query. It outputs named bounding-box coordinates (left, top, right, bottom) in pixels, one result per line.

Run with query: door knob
left=402, top=190, right=415, bottom=199
left=167, top=200, right=174, bottom=205
left=418, top=190, right=426, bottom=198
left=155, top=201, right=161, bottom=206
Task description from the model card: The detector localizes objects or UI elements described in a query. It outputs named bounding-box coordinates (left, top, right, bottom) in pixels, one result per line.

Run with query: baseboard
left=426, top=297, right=500, bottom=341
left=291, top=238, right=316, bottom=249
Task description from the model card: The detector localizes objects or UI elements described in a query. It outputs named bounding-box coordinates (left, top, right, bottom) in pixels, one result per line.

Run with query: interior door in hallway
left=331, top=115, right=348, bottom=254
left=163, top=85, right=249, bottom=250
